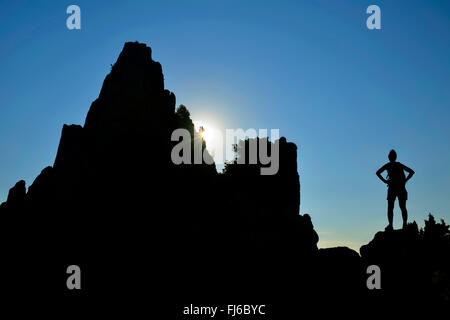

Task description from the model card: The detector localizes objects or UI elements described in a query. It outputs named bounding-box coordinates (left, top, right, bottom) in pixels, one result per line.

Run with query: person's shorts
left=387, top=187, right=408, bottom=201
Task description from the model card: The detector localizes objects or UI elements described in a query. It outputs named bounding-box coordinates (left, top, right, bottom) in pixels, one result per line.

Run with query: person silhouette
left=376, top=149, right=415, bottom=231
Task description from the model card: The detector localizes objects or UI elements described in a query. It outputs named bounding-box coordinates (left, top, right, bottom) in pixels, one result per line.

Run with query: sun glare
left=193, top=120, right=233, bottom=167
left=194, top=120, right=216, bottom=145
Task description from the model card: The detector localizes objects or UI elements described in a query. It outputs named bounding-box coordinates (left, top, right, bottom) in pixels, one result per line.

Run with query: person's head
left=388, top=149, right=397, bottom=162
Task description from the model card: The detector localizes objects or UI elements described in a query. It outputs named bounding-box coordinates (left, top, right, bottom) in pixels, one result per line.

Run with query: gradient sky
left=0, top=0, right=449, bottom=251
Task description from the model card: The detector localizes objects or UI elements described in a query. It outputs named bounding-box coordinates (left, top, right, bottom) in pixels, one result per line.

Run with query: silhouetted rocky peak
left=360, top=223, right=421, bottom=261
left=7, top=180, right=26, bottom=204
left=99, top=41, right=163, bottom=99
left=114, top=42, right=154, bottom=71
left=360, top=216, right=450, bottom=306
left=84, top=41, right=174, bottom=142
left=53, top=124, right=84, bottom=171
left=0, top=180, right=26, bottom=211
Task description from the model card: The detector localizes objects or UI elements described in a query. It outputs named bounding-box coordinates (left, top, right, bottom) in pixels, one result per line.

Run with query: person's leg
left=387, top=197, right=395, bottom=228
left=399, top=196, right=408, bottom=228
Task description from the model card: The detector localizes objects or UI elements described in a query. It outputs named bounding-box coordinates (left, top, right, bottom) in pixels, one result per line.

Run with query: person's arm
left=402, top=164, right=415, bottom=183
left=376, top=164, right=388, bottom=184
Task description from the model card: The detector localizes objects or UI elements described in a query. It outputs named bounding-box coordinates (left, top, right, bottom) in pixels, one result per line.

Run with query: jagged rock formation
left=0, top=180, right=26, bottom=211
left=1, top=41, right=448, bottom=315
left=361, top=216, right=450, bottom=308
left=0, top=42, right=325, bottom=312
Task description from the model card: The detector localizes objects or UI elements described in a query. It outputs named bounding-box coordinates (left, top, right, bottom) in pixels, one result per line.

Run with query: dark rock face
left=0, top=42, right=323, bottom=311
left=0, top=41, right=447, bottom=314
left=221, top=137, right=316, bottom=258
left=361, top=217, right=450, bottom=308
left=53, top=124, right=84, bottom=172
left=2, top=180, right=26, bottom=211
left=318, top=246, right=363, bottom=301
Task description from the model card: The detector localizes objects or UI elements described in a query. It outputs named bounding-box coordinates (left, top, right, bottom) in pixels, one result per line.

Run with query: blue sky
left=0, top=0, right=449, bottom=251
